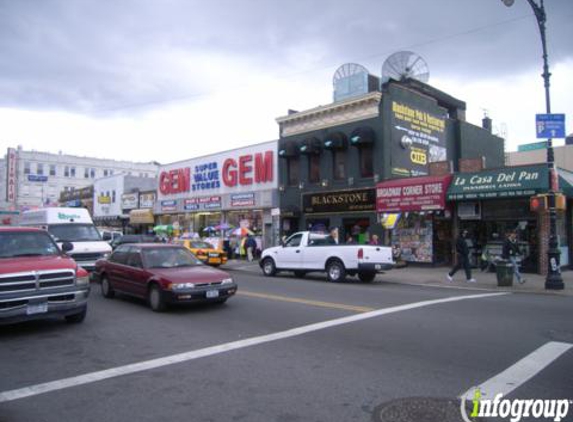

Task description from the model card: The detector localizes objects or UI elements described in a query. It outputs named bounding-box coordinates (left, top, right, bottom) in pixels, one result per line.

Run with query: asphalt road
left=1, top=268, right=572, bottom=422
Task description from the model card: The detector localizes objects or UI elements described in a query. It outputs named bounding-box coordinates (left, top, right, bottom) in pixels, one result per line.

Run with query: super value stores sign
left=157, top=142, right=277, bottom=210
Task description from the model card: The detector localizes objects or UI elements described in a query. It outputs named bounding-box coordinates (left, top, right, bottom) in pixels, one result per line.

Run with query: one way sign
left=536, top=114, right=566, bottom=139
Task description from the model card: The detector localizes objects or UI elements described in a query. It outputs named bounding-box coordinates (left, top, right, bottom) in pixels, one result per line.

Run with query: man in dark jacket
left=502, top=231, right=525, bottom=284
left=447, top=229, right=476, bottom=283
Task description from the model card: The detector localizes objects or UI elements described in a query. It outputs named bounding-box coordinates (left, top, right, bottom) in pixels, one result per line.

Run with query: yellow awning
left=129, top=209, right=154, bottom=225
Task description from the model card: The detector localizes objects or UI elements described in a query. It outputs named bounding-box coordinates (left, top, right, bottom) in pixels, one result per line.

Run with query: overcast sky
left=0, top=0, right=572, bottom=164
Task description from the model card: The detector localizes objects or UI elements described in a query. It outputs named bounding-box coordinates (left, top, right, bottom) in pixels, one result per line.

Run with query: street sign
left=536, top=114, right=566, bottom=139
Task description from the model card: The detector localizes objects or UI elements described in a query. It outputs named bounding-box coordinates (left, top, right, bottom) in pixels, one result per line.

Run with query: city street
left=1, top=266, right=572, bottom=422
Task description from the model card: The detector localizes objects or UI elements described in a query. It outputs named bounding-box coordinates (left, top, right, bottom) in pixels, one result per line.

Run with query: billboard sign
left=390, top=100, right=447, bottom=178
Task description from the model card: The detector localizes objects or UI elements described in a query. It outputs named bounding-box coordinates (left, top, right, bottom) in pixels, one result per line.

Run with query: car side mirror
left=102, top=233, right=112, bottom=241
left=61, top=242, right=74, bottom=253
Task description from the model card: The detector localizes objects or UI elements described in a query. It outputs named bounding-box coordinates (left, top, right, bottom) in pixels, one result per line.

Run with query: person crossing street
left=447, top=229, right=476, bottom=283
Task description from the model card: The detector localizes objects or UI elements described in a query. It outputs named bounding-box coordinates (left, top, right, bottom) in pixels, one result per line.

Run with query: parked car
left=99, top=229, right=123, bottom=243
left=0, top=227, right=90, bottom=325
left=110, top=234, right=159, bottom=250
left=174, top=239, right=228, bottom=267
left=259, top=231, right=394, bottom=282
left=92, top=244, right=237, bottom=312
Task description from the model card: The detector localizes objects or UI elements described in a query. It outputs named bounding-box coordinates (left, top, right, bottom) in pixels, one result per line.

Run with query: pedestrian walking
left=502, top=231, right=525, bottom=284
left=326, top=227, right=339, bottom=245
left=369, top=234, right=381, bottom=245
left=447, top=229, right=476, bottom=283
left=245, top=235, right=257, bottom=262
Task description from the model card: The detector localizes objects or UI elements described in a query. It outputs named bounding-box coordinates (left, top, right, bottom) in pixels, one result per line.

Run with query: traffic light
left=529, top=194, right=566, bottom=212
left=530, top=195, right=547, bottom=212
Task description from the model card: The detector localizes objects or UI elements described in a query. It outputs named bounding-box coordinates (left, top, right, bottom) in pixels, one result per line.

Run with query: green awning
left=447, top=164, right=548, bottom=201
left=558, top=168, right=573, bottom=197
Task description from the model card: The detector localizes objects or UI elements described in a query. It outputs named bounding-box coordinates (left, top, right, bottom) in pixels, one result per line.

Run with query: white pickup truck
left=259, top=231, right=394, bottom=282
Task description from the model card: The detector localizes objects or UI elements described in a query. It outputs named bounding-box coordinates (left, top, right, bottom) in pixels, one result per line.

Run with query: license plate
left=27, top=302, right=48, bottom=315
left=209, top=253, right=219, bottom=257
left=375, top=264, right=382, bottom=270
left=206, top=290, right=219, bottom=299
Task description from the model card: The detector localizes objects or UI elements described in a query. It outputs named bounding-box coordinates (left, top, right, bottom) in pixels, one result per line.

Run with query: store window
left=359, top=144, right=373, bottom=178
left=37, top=163, right=44, bottom=175
left=333, top=150, right=346, bottom=180
left=24, top=162, right=31, bottom=174
left=308, top=155, right=320, bottom=184
left=49, top=164, right=56, bottom=176
left=287, top=157, right=300, bottom=186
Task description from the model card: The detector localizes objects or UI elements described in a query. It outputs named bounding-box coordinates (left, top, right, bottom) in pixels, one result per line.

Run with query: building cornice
left=276, top=92, right=382, bottom=137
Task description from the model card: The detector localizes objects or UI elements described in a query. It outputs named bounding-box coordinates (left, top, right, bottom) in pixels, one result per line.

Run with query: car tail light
left=198, top=249, right=205, bottom=255
left=357, top=248, right=364, bottom=259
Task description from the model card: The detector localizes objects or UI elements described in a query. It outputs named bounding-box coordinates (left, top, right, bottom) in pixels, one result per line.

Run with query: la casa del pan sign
left=158, top=143, right=277, bottom=198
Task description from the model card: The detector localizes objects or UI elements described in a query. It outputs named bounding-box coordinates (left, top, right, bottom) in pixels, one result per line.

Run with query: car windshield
left=0, top=232, right=61, bottom=258
left=49, top=224, right=102, bottom=242
left=143, top=247, right=201, bottom=268
left=190, top=241, right=214, bottom=249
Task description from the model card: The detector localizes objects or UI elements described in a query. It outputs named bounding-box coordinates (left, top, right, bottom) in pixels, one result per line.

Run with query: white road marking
left=461, top=341, right=573, bottom=400
left=0, top=292, right=507, bottom=403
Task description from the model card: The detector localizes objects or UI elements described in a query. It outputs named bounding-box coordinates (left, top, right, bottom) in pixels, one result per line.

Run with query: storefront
left=301, top=188, right=377, bottom=244
left=376, top=175, right=453, bottom=264
left=155, top=141, right=279, bottom=250
left=446, top=164, right=570, bottom=274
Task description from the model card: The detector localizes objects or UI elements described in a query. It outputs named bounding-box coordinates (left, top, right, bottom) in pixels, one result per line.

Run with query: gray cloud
left=0, top=0, right=571, bottom=113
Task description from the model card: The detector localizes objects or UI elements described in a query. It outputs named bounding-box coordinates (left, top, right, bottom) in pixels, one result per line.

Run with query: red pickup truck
left=0, top=227, right=90, bottom=325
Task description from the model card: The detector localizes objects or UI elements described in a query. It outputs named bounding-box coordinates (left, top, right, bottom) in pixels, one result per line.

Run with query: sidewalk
left=224, top=259, right=573, bottom=296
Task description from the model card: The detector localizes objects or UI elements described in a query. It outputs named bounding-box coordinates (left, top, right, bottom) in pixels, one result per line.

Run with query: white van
left=20, top=207, right=111, bottom=271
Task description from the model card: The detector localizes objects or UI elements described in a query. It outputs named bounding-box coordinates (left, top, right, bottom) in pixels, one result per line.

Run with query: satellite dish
left=333, top=63, right=371, bottom=102
left=381, top=51, right=430, bottom=84
left=333, top=63, right=369, bottom=86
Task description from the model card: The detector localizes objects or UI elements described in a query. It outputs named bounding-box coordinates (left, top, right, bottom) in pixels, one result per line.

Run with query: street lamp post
left=501, top=0, right=564, bottom=289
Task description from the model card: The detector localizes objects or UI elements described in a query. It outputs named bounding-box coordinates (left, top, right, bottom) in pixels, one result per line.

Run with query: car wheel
left=293, top=270, right=306, bottom=278
left=101, top=275, right=115, bottom=299
left=148, top=285, right=166, bottom=312
left=65, top=308, right=87, bottom=324
left=358, top=271, right=376, bottom=283
left=326, top=260, right=346, bottom=283
left=262, top=258, right=277, bottom=277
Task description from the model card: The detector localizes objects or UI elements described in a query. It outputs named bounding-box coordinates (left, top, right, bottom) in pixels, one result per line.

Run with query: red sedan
left=92, top=244, right=237, bottom=312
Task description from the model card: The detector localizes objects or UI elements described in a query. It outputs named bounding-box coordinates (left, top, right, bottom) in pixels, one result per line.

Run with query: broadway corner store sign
left=447, top=164, right=548, bottom=200
left=376, top=175, right=452, bottom=212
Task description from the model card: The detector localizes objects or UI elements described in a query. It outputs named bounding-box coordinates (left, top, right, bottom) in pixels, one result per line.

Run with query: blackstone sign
left=447, top=165, right=548, bottom=200
left=303, top=188, right=376, bottom=214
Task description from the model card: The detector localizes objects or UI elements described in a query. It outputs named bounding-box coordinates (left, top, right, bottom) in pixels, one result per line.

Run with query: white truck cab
left=20, top=207, right=111, bottom=271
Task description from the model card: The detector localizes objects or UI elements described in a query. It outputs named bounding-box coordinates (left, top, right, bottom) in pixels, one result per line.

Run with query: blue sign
left=66, top=200, right=81, bottom=207
left=28, top=174, right=48, bottom=182
left=536, top=114, right=566, bottom=139
left=192, top=161, right=220, bottom=192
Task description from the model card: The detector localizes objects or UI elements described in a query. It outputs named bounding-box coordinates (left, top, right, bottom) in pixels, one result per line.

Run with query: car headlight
left=103, top=253, right=110, bottom=259
left=221, top=278, right=233, bottom=285
left=171, top=282, right=196, bottom=290
left=76, top=275, right=90, bottom=286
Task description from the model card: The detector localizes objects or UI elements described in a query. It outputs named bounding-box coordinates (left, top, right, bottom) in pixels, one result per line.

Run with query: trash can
left=496, top=260, right=513, bottom=287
